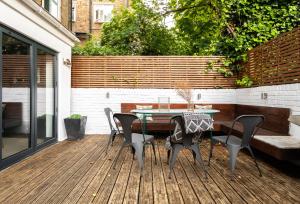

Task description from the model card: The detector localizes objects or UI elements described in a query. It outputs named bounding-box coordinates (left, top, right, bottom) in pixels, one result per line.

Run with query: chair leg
left=247, top=146, right=262, bottom=177
left=169, top=145, right=183, bottom=179
left=132, top=143, right=144, bottom=170
left=228, top=146, right=240, bottom=180
left=208, top=140, right=215, bottom=166
left=113, top=143, right=126, bottom=169
left=192, top=151, right=196, bottom=164
left=106, top=130, right=116, bottom=155
left=191, top=144, right=208, bottom=179
left=151, top=141, right=157, bottom=165
left=131, top=146, right=135, bottom=160
left=167, top=149, right=171, bottom=163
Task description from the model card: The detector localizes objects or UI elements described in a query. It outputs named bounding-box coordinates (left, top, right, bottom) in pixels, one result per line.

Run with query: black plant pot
left=64, top=116, right=87, bottom=140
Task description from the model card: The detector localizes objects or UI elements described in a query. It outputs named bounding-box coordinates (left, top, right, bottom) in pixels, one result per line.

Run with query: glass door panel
left=1, top=33, right=31, bottom=158
left=36, top=49, right=55, bottom=145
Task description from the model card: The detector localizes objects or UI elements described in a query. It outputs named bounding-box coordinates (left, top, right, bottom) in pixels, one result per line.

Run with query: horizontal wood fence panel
left=71, top=56, right=236, bottom=88
left=245, top=27, right=300, bottom=86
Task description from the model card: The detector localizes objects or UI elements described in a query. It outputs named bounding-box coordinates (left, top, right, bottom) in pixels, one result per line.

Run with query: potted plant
left=64, top=114, right=87, bottom=140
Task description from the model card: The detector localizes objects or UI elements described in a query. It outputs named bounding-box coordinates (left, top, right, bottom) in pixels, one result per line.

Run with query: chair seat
left=132, top=133, right=154, bottom=143
left=212, top=135, right=242, bottom=146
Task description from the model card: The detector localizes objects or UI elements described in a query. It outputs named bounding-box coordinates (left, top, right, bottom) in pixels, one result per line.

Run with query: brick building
left=34, top=0, right=72, bottom=30
left=34, top=0, right=129, bottom=41
left=72, top=0, right=130, bottom=41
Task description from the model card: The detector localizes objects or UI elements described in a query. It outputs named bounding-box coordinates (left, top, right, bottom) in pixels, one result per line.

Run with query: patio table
left=131, top=108, right=220, bottom=134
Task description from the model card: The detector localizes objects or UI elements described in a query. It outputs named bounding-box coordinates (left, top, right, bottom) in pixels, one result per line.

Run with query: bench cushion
left=254, top=136, right=300, bottom=149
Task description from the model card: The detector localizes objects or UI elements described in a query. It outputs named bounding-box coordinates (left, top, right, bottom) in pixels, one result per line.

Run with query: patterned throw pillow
left=170, top=121, right=183, bottom=143
left=165, top=121, right=183, bottom=149
left=183, top=113, right=214, bottom=134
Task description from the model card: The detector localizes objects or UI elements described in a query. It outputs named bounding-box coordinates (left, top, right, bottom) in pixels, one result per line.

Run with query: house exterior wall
left=0, top=0, right=77, bottom=141
left=33, top=0, right=72, bottom=30
left=71, top=88, right=236, bottom=134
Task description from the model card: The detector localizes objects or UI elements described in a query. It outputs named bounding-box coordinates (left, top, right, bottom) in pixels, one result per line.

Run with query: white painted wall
left=71, top=84, right=300, bottom=137
left=236, top=83, right=300, bottom=137
left=71, top=88, right=236, bottom=134
left=0, top=0, right=78, bottom=141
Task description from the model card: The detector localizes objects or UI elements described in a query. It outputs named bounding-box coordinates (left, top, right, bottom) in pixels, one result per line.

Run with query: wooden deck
left=0, top=135, right=299, bottom=204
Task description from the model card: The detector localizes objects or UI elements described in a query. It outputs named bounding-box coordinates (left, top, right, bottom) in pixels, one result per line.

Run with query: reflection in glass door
left=36, top=49, right=55, bottom=145
left=1, top=33, right=31, bottom=158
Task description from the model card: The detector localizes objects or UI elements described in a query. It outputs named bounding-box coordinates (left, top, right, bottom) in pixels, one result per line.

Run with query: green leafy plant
left=69, top=114, right=82, bottom=119
left=236, top=75, right=253, bottom=88
left=73, top=0, right=191, bottom=56
left=169, top=0, right=300, bottom=73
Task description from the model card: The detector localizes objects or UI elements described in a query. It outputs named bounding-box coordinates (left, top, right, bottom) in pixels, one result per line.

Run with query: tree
left=73, top=0, right=190, bottom=56
left=169, top=0, right=300, bottom=71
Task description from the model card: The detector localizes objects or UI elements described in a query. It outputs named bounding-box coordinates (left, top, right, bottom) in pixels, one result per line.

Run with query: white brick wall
left=236, top=83, right=300, bottom=137
left=71, top=88, right=236, bottom=134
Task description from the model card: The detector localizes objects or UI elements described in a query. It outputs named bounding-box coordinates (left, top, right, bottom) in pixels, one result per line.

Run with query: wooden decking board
left=186, top=149, right=245, bottom=204
left=62, top=137, right=117, bottom=204
left=1, top=137, right=100, bottom=204
left=92, top=148, right=128, bottom=203
left=73, top=137, right=123, bottom=204
left=0, top=135, right=299, bottom=204
left=139, top=146, right=154, bottom=204
left=152, top=145, right=169, bottom=204
left=234, top=151, right=300, bottom=203
left=33, top=138, right=105, bottom=204
left=108, top=148, right=134, bottom=204
left=157, top=144, right=184, bottom=204
left=203, top=154, right=262, bottom=203
left=44, top=139, right=107, bottom=204
left=176, top=150, right=215, bottom=203
left=0, top=136, right=98, bottom=202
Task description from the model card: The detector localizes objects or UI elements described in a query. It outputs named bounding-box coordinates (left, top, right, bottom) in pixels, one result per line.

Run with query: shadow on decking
left=0, top=135, right=299, bottom=203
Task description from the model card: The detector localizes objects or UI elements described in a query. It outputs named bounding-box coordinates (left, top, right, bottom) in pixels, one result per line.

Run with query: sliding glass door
left=36, top=49, right=55, bottom=145
left=0, top=26, right=57, bottom=169
left=1, top=33, right=31, bottom=159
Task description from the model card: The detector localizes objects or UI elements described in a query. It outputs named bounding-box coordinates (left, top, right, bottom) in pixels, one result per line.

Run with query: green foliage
left=69, top=114, right=82, bottom=119
left=73, top=0, right=191, bottom=56
left=236, top=75, right=253, bottom=87
left=170, top=0, right=300, bottom=73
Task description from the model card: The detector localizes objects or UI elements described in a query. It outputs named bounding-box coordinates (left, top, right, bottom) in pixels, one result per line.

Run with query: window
left=72, top=1, right=77, bottom=22
left=43, top=0, right=60, bottom=19
left=93, top=4, right=114, bottom=23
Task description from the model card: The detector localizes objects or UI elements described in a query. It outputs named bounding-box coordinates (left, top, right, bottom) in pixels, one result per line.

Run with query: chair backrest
left=236, top=115, right=264, bottom=147
left=169, top=115, right=194, bottom=146
left=113, top=113, right=139, bottom=144
left=104, top=108, right=116, bottom=132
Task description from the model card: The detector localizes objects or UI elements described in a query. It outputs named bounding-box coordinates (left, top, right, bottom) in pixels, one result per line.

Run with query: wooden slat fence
left=71, top=56, right=236, bottom=88
left=245, top=27, right=300, bottom=86
left=2, top=54, right=53, bottom=88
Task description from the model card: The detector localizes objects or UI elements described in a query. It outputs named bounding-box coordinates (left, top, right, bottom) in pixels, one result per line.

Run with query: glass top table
left=131, top=109, right=220, bottom=115
left=131, top=109, right=220, bottom=133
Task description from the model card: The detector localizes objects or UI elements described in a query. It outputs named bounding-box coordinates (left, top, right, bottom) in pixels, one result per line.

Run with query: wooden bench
left=219, top=105, right=300, bottom=160
left=121, top=103, right=299, bottom=160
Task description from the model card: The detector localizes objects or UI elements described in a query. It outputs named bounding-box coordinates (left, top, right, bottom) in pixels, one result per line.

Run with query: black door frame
left=0, top=25, right=58, bottom=169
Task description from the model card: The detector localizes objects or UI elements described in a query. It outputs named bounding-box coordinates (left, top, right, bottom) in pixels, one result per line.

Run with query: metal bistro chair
left=112, top=113, right=157, bottom=170
left=208, top=115, right=264, bottom=180
left=167, top=115, right=208, bottom=179
left=104, top=108, right=122, bottom=154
